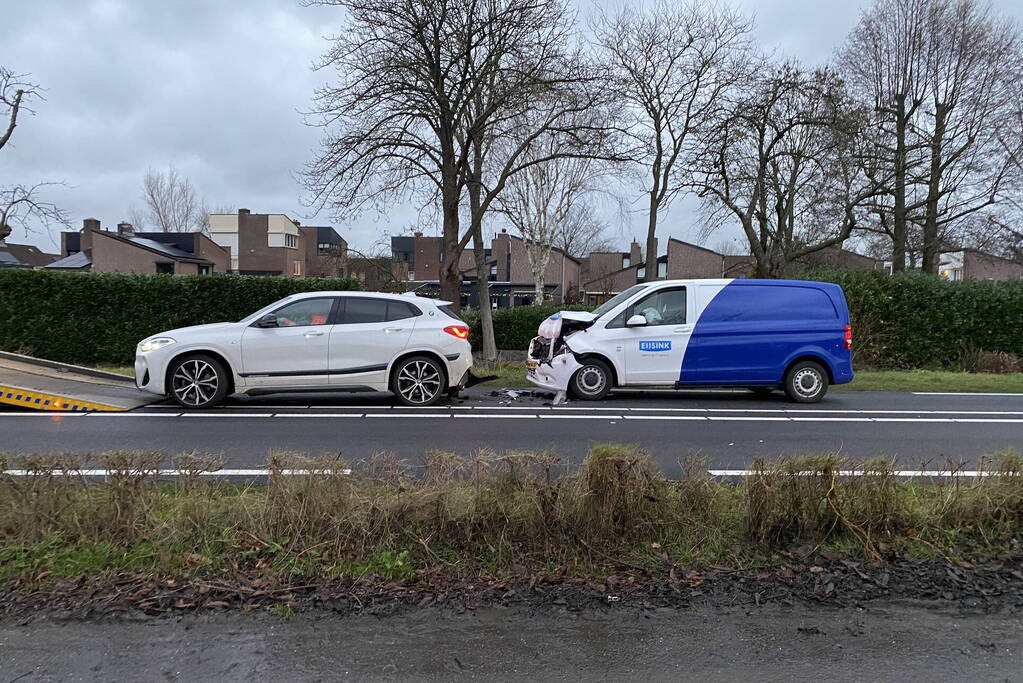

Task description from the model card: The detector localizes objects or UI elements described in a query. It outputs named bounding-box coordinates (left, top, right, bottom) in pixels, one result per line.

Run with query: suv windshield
left=591, top=284, right=649, bottom=318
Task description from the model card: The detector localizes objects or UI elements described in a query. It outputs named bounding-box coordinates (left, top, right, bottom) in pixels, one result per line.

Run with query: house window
left=637, top=265, right=646, bottom=279
left=623, top=256, right=631, bottom=268
left=293, top=261, right=302, bottom=276
left=155, top=262, right=174, bottom=274
left=285, top=234, right=297, bottom=248
left=657, top=260, right=667, bottom=278
left=198, top=264, right=211, bottom=275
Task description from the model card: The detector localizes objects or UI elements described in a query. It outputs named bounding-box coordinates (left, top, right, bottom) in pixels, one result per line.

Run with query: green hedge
left=0, top=269, right=360, bottom=365
left=811, top=269, right=1023, bottom=369
left=3, top=268, right=1021, bottom=369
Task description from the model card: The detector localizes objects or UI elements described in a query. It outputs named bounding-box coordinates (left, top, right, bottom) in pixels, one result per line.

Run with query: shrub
left=0, top=269, right=360, bottom=365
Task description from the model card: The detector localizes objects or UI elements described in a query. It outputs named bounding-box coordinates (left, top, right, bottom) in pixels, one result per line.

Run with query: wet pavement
left=2, top=603, right=1020, bottom=681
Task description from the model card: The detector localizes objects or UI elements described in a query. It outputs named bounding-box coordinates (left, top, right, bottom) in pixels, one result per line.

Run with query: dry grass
left=2, top=446, right=1023, bottom=582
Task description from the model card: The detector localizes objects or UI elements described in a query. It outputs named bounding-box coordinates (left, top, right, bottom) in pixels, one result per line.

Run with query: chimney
left=238, top=208, right=250, bottom=215
left=81, top=218, right=100, bottom=252
left=117, top=222, right=135, bottom=237
left=629, top=240, right=642, bottom=266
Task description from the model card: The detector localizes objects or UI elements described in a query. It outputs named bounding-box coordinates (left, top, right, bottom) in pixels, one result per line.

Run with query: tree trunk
left=642, top=189, right=658, bottom=282
left=891, top=95, right=908, bottom=273
left=468, top=143, right=496, bottom=361
left=439, top=158, right=463, bottom=309
left=921, top=104, right=947, bottom=275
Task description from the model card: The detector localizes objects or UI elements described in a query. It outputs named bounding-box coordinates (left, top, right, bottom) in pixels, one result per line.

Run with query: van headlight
left=137, top=337, right=176, bottom=353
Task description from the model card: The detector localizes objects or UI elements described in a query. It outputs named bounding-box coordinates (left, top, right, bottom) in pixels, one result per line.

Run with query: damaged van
left=526, top=279, right=854, bottom=403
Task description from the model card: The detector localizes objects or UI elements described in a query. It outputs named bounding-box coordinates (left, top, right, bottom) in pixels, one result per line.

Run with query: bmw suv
left=135, top=291, right=473, bottom=408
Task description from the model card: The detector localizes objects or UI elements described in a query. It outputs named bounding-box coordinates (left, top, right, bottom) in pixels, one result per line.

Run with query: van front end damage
left=525, top=311, right=595, bottom=403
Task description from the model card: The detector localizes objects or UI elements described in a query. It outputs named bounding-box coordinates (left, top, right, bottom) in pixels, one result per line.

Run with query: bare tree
left=128, top=167, right=210, bottom=233
left=839, top=0, right=1023, bottom=273
left=305, top=0, right=620, bottom=328
left=694, top=64, right=885, bottom=277
left=594, top=0, right=753, bottom=281
left=497, top=149, right=603, bottom=305
left=556, top=202, right=613, bottom=258
left=0, top=68, right=69, bottom=243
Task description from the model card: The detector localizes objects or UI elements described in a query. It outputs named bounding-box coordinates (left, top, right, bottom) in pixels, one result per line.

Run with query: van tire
left=783, top=360, right=829, bottom=403
left=569, top=359, right=613, bottom=401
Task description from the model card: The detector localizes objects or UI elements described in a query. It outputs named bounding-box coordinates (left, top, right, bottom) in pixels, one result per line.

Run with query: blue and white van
left=526, top=279, right=854, bottom=403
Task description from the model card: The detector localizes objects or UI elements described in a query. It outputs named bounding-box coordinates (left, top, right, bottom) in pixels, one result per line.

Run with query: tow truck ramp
left=0, top=351, right=157, bottom=412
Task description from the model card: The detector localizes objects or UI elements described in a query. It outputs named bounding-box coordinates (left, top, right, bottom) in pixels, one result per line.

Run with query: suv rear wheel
left=391, top=356, right=446, bottom=406
left=783, top=360, right=829, bottom=403
left=569, top=359, right=613, bottom=401
left=169, top=354, right=230, bottom=409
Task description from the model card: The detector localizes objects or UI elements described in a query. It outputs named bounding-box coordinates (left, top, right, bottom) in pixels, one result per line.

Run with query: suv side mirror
left=626, top=314, right=648, bottom=327
left=254, top=313, right=278, bottom=328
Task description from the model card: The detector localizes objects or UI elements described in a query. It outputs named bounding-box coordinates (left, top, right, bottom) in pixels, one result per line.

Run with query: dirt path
left=2, top=602, right=1020, bottom=682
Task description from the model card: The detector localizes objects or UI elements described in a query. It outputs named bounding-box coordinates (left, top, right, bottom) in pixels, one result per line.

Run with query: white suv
left=135, top=291, right=473, bottom=408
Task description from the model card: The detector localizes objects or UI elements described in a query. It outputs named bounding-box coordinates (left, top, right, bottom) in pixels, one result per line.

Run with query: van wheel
left=783, top=361, right=828, bottom=403
left=569, top=359, right=613, bottom=401
left=169, top=354, right=230, bottom=409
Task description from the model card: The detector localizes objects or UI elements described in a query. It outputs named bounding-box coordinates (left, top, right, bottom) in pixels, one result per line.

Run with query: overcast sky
left=4, top=0, right=1021, bottom=255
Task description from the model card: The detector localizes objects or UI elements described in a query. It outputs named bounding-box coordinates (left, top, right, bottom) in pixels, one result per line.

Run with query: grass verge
left=476, top=361, right=1023, bottom=393
left=2, top=447, right=1022, bottom=587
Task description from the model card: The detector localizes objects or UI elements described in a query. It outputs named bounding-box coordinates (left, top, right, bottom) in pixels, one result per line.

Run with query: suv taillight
left=844, top=324, right=853, bottom=350
left=444, top=325, right=470, bottom=340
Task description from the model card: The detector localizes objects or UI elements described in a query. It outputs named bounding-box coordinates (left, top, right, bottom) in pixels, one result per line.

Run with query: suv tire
left=168, top=354, right=230, bottom=409
left=391, top=356, right=446, bottom=406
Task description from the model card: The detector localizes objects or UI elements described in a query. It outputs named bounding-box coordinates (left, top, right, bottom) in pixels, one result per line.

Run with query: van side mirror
left=254, top=313, right=278, bottom=328
left=626, top=314, right=648, bottom=327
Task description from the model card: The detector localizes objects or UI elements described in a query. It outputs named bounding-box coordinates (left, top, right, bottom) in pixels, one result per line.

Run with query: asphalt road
left=2, top=387, right=1022, bottom=472
left=3, top=603, right=1021, bottom=681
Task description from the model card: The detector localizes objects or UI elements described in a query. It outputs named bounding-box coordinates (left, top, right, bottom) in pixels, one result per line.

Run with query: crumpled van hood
left=537, top=311, right=597, bottom=340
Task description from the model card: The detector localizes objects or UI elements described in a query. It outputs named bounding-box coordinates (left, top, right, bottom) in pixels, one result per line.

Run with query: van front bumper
left=526, top=353, right=582, bottom=393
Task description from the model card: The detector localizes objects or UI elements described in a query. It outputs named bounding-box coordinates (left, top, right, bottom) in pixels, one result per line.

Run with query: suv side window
left=610, top=287, right=686, bottom=327
left=339, top=298, right=390, bottom=324
left=272, top=298, right=336, bottom=327
left=386, top=301, right=421, bottom=321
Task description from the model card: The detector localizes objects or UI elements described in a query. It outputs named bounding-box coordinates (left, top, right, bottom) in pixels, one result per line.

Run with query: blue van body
left=678, top=279, right=854, bottom=387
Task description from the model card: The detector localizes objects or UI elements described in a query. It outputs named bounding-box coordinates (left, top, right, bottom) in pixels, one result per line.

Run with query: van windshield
left=591, top=284, right=649, bottom=318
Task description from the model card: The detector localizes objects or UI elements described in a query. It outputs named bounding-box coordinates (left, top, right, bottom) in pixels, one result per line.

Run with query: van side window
left=712, top=285, right=836, bottom=321
left=630, top=287, right=686, bottom=326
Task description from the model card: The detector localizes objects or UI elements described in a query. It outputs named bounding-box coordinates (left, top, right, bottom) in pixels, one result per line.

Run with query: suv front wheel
left=168, top=354, right=230, bottom=409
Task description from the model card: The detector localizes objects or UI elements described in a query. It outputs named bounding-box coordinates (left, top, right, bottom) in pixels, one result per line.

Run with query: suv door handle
left=384, top=327, right=404, bottom=333
left=304, top=331, right=325, bottom=338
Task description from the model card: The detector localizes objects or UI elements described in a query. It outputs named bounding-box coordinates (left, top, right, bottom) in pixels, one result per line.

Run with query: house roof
left=0, top=242, right=59, bottom=267
left=0, top=251, right=30, bottom=268
left=45, top=251, right=93, bottom=269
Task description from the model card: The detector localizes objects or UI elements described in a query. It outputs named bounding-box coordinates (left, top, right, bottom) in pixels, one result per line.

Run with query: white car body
left=135, top=291, right=473, bottom=406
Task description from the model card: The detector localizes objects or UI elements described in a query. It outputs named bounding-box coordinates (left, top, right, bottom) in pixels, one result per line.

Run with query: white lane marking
left=272, top=413, right=365, bottom=418
left=177, top=413, right=274, bottom=418
left=452, top=413, right=537, bottom=419
left=707, top=469, right=989, bottom=477
left=708, top=416, right=791, bottom=421
left=912, top=392, right=1023, bottom=396
left=364, top=413, right=451, bottom=418
left=624, top=415, right=707, bottom=421
left=537, top=414, right=624, bottom=420
left=789, top=417, right=873, bottom=422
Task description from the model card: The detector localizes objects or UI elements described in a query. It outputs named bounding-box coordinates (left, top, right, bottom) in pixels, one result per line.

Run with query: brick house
left=391, top=230, right=580, bottom=307
left=937, top=249, right=1023, bottom=281
left=47, top=219, right=230, bottom=274
left=208, top=209, right=348, bottom=276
